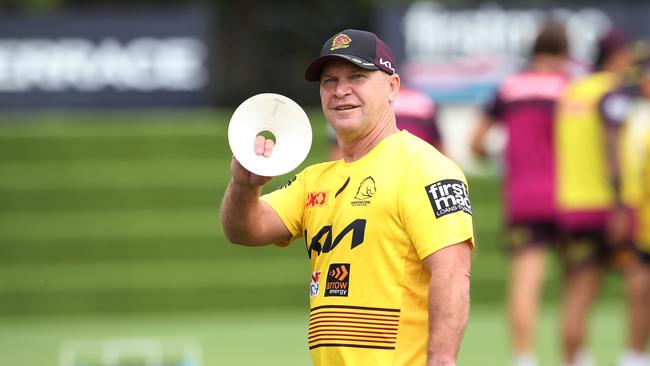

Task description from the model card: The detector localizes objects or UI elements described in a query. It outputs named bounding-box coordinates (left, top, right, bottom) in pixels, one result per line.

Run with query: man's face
left=319, top=59, right=398, bottom=139
left=610, top=48, right=634, bottom=75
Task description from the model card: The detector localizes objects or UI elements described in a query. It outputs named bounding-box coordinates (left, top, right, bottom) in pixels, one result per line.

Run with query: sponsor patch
left=324, top=263, right=350, bottom=297
left=425, top=179, right=472, bottom=218
left=305, top=191, right=328, bottom=208
left=379, top=57, right=395, bottom=72
left=310, top=271, right=321, bottom=297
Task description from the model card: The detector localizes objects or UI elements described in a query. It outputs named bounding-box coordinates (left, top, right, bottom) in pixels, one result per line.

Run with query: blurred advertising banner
left=0, top=9, right=210, bottom=109
left=378, top=2, right=650, bottom=104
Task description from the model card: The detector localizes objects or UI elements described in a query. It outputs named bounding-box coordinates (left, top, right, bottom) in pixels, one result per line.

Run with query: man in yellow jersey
left=220, top=29, right=474, bottom=366
left=555, top=29, right=634, bottom=366
left=617, top=55, right=650, bottom=366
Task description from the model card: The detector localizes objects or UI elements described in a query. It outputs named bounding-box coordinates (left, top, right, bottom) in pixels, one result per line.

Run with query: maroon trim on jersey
left=309, top=328, right=398, bottom=337
left=311, top=310, right=400, bottom=319
left=310, top=304, right=400, bottom=313
left=308, top=305, right=400, bottom=350
left=309, top=343, right=394, bottom=350
left=559, top=208, right=637, bottom=235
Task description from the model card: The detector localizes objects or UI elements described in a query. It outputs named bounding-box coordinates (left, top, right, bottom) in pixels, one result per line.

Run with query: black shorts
left=505, top=221, right=560, bottom=253
left=560, top=229, right=636, bottom=270
left=635, top=246, right=650, bottom=265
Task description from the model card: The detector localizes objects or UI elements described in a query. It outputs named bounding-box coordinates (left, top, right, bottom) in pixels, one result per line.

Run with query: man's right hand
left=221, top=134, right=292, bottom=246
left=230, top=135, right=275, bottom=188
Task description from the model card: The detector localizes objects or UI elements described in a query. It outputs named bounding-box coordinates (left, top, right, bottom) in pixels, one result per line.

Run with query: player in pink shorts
left=471, top=24, right=570, bottom=366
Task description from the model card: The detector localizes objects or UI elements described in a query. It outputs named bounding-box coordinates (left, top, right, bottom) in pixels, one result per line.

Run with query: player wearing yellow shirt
left=634, top=61, right=650, bottom=261
left=554, top=29, right=634, bottom=366
left=262, top=130, right=473, bottom=365
left=221, top=29, right=474, bottom=366
left=617, top=57, right=650, bottom=366
left=636, top=130, right=650, bottom=260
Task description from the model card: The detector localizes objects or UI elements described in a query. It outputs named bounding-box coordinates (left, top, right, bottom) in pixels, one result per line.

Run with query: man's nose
left=334, top=80, right=351, bottom=97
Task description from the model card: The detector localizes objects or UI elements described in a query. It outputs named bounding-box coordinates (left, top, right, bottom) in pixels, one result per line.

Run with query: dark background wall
left=1, top=0, right=650, bottom=107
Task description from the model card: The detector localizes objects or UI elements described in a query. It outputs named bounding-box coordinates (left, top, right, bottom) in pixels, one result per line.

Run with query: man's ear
left=388, top=74, right=401, bottom=102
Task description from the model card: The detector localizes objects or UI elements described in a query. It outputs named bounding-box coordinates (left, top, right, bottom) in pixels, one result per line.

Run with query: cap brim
left=304, top=54, right=379, bottom=81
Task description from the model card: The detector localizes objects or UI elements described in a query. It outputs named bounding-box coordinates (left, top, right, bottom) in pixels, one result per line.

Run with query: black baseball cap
left=304, top=29, right=397, bottom=82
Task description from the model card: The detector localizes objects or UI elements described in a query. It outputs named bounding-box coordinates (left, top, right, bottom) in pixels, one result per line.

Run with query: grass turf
left=0, top=303, right=630, bottom=366
left=0, top=110, right=636, bottom=364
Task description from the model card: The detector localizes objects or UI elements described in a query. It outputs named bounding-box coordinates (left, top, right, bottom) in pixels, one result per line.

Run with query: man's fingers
left=264, top=139, right=275, bottom=157
left=254, top=135, right=266, bottom=156
left=254, top=136, right=275, bottom=158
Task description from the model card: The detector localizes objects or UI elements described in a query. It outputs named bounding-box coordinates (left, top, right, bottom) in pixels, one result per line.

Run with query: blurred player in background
left=328, top=85, right=442, bottom=160
left=617, top=49, right=650, bottom=366
left=554, top=28, right=634, bottom=366
left=470, top=23, right=570, bottom=366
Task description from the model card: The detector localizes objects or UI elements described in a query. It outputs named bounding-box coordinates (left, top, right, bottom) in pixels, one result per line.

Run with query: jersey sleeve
left=398, top=150, right=475, bottom=260
left=260, top=172, right=307, bottom=246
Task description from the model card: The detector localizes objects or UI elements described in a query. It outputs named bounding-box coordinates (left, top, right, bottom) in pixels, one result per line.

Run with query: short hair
left=531, top=23, right=568, bottom=57
left=594, top=28, right=627, bottom=70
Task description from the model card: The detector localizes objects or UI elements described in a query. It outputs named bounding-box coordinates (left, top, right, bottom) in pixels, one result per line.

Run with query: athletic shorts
left=634, top=246, right=650, bottom=265
left=559, top=229, right=637, bottom=270
left=505, top=221, right=560, bottom=253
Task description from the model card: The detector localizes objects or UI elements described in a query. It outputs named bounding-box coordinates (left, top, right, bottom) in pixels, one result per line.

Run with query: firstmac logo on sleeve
left=425, top=179, right=472, bottom=218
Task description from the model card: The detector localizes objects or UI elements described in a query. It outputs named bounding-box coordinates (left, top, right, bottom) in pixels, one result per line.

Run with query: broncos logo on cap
left=331, top=33, right=352, bottom=51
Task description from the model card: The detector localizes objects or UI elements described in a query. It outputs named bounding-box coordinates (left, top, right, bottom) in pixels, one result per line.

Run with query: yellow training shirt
left=621, top=100, right=650, bottom=207
left=556, top=72, right=619, bottom=211
left=261, top=131, right=474, bottom=366
left=636, top=118, right=650, bottom=253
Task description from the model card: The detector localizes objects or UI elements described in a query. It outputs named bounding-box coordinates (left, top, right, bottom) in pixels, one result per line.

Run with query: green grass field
left=0, top=110, right=637, bottom=365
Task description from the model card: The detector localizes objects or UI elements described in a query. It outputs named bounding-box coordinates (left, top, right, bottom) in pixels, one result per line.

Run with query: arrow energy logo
left=324, top=263, right=350, bottom=297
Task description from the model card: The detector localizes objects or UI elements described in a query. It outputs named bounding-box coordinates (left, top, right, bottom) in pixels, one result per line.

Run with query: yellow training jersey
left=261, top=131, right=474, bottom=366
left=636, top=114, right=650, bottom=253
left=556, top=72, right=618, bottom=212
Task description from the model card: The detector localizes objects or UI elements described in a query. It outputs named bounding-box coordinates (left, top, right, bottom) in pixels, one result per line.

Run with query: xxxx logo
left=328, top=265, right=349, bottom=281
left=306, top=191, right=328, bottom=208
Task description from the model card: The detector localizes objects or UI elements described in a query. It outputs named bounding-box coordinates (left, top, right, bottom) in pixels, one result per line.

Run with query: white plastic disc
left=228, top=93, right=312, bottom=177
